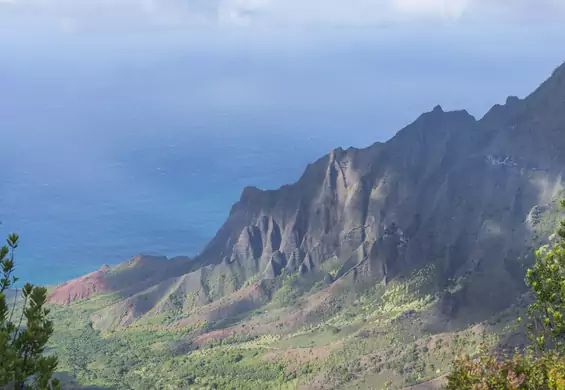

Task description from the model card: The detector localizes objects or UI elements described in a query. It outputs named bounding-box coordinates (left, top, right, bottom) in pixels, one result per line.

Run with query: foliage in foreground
left=0, top=234, right=60, bottom=390
left=445, top=350, right=565, bottom=390
left=526, top=199, right=565, bottom=352
left=446, top=200, right=565, bottom=389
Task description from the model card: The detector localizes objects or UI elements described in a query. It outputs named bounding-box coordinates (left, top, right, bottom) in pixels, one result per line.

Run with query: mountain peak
left=524, top=60, right=565, bottom=104
left=240, top=186, right=263, bottom=200
left=551, top=60, right=565, bottom=78
left=432, top=104, right=444, bottom=113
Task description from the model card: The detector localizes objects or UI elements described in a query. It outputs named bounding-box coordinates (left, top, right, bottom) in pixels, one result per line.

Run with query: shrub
left=0, top=234, right=60, bottom=389
left=446, top=350, right=565, bottom=389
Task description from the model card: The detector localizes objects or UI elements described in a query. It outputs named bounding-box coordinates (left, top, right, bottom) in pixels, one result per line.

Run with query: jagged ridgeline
left=48, top=62, right=565, bottom=389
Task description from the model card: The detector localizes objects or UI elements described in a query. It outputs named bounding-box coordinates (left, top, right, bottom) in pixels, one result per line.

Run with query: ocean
left=0, top=109, right=377, bottom=285
left=1, top=27, right=564, bottom=286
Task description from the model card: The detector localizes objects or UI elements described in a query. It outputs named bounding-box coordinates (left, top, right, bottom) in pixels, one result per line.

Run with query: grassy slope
left=48, top=194, right=564, bottom=390
left=47, top=268, right=522, bottom=390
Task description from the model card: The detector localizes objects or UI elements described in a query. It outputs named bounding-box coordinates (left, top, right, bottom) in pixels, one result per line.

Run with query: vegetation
left=38, top=198, right=564, bottom=390
left=0, top=234, right=60, bottom=390
left=446, top=200, right=565, bottom=389
left=47, top=265, right=493, bottom=389
left=446, top=350, right=565, bottom=390
left=526, top=199, right=565, bottom=352
left=31, top=199, right=563, bottom=389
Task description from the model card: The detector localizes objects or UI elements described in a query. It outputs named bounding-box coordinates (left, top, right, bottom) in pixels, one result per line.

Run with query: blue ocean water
left=2, top=28, right=564, bottom=286
left=1, top=110, right=372, bottom=286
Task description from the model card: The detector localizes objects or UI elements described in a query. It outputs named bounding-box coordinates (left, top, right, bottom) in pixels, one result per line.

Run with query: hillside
left=47, top=62, right=565, bottom=389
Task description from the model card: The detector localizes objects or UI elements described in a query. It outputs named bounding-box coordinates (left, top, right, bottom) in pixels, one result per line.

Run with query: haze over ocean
left=1, top=26, right=564, bottom=285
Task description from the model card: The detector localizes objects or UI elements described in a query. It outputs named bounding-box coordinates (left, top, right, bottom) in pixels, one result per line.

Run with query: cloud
left=392, top=0, right=470, bottom=19
left=460, top=0, right=565, bottom=23
left=214, top=0, right=475, bottom=27
left=2, top=0, right=565, bottom=32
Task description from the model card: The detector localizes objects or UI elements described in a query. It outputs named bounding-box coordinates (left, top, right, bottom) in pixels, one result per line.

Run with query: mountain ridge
left=46, top=62, right=565, bottom=389
left=49, top=62, right=565, bottom=324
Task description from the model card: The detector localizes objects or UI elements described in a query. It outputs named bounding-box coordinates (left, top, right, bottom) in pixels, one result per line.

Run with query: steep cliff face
left=49, top=62, right=565, bottom=328
left=191, top=62, right=565, bottom=317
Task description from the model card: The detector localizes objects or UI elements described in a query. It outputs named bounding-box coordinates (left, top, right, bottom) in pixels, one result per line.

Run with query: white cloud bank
left=1, top=0, right=565, bottom=31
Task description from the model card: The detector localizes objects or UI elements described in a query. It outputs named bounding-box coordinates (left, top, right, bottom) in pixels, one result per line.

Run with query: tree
left=445, top=200, right=565, bottom=389
left=445, top=349, right=565, bottom=390
left=526, top=199, right=565, bottom=351
left=0, top=233, right=60, bottom=390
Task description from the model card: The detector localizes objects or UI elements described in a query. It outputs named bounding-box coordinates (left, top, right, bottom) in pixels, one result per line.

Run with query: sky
left=1, top=0, right=564, bottom=139
left=1, top=0, right=565, bottom=32
left=1, top=0, right=565, bottom=145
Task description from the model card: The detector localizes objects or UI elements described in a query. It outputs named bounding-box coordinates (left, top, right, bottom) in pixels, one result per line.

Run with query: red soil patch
left=48, top=255, right=179, bottom=306
left=48, top=265, right=112, bottom=305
